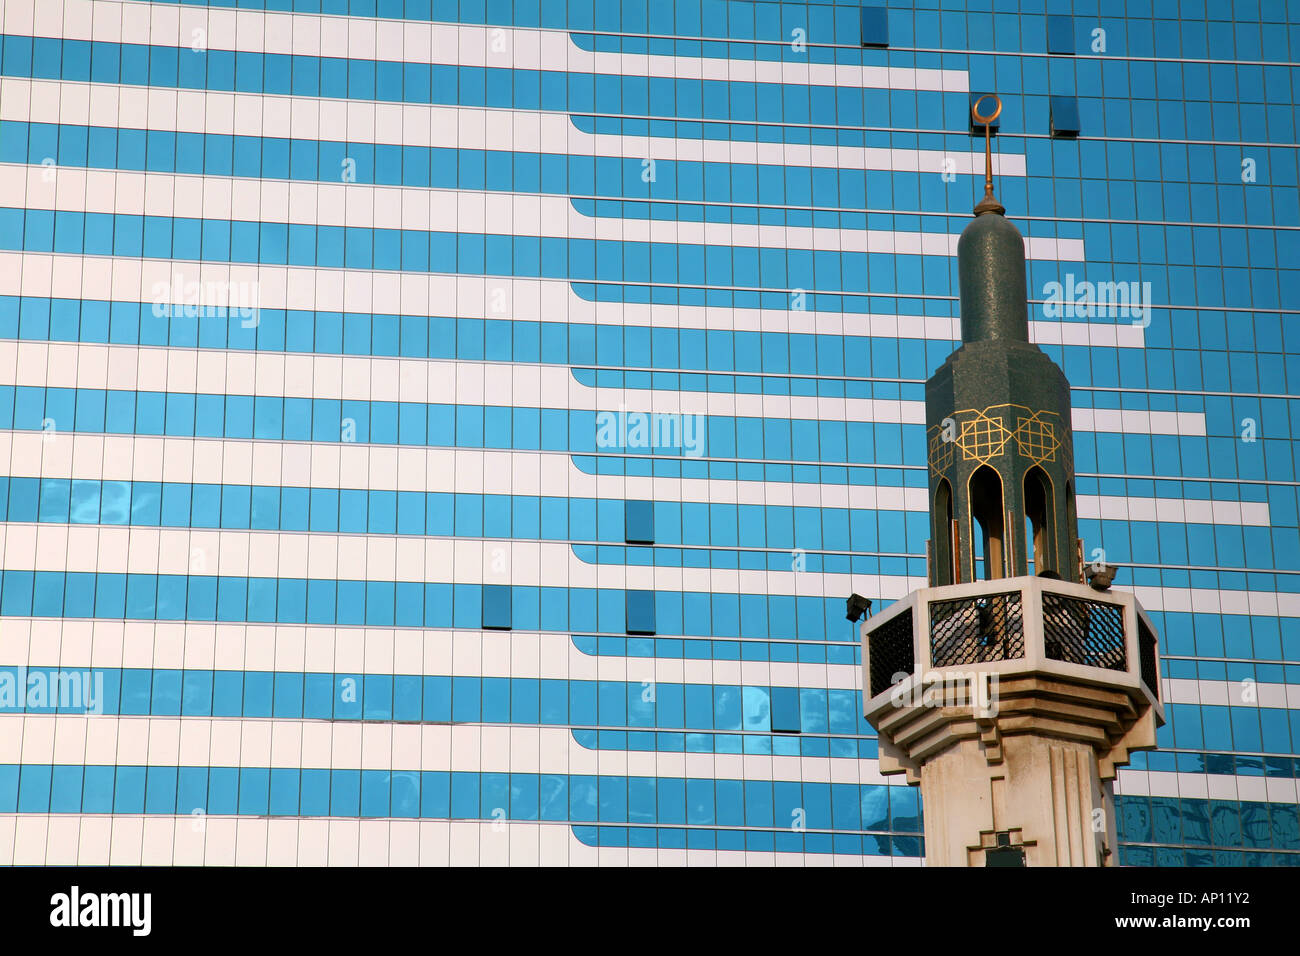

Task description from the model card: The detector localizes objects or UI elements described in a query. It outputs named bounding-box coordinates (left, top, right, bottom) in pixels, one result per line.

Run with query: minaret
left=927, top=94, right=1079, bottom=586
left=860, top=96, right=1164, bottom=866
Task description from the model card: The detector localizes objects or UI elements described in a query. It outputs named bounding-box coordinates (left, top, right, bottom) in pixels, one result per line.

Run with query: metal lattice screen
left=868, top=608, right=915, bottom=698
left=1138, top=616, right=1160, bottom=700
left=1042, top=593, right=1127, bottom=671
left=929, top=591, right=1025, bottom=666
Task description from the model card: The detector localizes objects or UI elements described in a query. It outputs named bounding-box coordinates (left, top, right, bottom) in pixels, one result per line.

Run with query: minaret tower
left=859, top=96, right=1164, bottom=866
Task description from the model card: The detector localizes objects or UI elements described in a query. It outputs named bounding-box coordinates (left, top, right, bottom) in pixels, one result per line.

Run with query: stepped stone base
left=861, top=577, right=1163, bottom=866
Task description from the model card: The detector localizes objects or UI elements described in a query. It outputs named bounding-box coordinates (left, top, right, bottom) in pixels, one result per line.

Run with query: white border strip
left=0, top=815, right=919, bottom=866
left=0, top=618, right=866, bottom=690
left=0, top=520, right=1294, bottom=614
left=0, top=341, right=1205, bottom=435
left=1163, top=676, right=1300, bottom=711
left=7, top=0, right=968, bottom=93
left=0, top=714, right=891, bottom=785
left=1079, top=495, right=1269, bottom=527
left=13, top=622, right=1300, bottom=705
left=2, top=432, right=1263, bottom=525
left=6, top=434, right=1254, bottom=530
left=0, top=521, right=923, bottom=598
left=6, top=432, right=935, bottom=509
left=1116, top=767, right=1300, bottom=806
left=3, top=164, right=1087, bottom=261
left=0, top=77, right=1007, bottom=174
left=0, top=250, right=1146, bottom=348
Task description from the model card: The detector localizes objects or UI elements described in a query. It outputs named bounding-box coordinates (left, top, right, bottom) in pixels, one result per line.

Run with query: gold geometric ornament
left=1013, top=411, right=1060, bottom=466
left=957, top=411, right=1012, bottom=466
left=927, top=404, right=1063, bottom=472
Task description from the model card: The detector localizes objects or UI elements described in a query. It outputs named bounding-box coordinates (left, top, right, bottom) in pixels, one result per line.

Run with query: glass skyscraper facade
left=0, top=0, right=1296, bottom=866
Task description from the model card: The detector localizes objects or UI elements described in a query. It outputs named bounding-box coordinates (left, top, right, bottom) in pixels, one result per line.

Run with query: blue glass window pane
left=1047, top=15, right=1074, bottom=54
left=624, top=499, right=654, bottom=544
left=626, top=590, right=656, bottom=635
left=860, top=7, right=888, bottom=47
left=482, top=584, right=512, bottom=630
left=771, top=686, right=802, bottom=734
left=1051, top=96, right=1081, bottom=136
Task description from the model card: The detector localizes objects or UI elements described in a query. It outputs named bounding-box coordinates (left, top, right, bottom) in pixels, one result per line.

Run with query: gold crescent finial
left=972, top=94, right=1005, bottom=216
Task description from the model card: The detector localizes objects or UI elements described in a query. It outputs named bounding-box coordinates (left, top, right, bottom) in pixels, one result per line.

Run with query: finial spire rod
left=971, top=94, right=1005, bottom=217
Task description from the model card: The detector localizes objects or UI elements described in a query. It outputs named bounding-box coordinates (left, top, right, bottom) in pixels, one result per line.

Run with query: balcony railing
left=930, top=590, right=1025, bottom=666
left=868, top=608, right=914, bottom=698
left=861, top=575, right=1162, bottom=707
left=1138, top=616, right=1160, bottom=702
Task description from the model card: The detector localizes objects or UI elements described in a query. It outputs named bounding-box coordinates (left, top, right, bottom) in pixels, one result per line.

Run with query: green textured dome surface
left=957, top=212, right=1030, bottom=344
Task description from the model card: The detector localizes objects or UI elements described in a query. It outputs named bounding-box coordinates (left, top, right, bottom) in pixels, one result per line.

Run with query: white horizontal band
left=0, top=815, right=916, bottom=866
left=4, top=164, right=1087, bottom=261
left=0, top=339, right=932, bottom=423
left=1070, top=406, right=1205, bottom=437
left=0, top=429, right=1258, bottom=528
left=1078, top=493, right=1268, bottom=527
left=0, top=521, right=921, bottom=598
left=6, top=433, right=1258, bottom=527
left=0, top=77, right=1011, bottom=175
left=0, top=714, right=889, bottom=785
left=7, top=0, right=968, bottom=93
left=1163, top=676, right=1300, bottom=711
left=12, top=429, right=1259, bottom=531
left=1, top=617, right=865, bottom=689
left=1115, top=767, right=1300, bottom=806
left=0, top=340, right=1203, bottom=435
left=0, top=520, right=1293, bottom=613
left=0, top=250, right=1148, bottom=348
left=1131, top=584, right=1300, bottom=618
left=3, top=430, right=936, bottom=508
left=15, top=619, right=1300, bottom=706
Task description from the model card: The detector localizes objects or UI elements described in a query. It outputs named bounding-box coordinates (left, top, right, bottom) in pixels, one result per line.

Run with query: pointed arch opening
left=1024, top=466, right=1055, bottom=577
left=969, top=465, right=1005, bottom=581
left=933, top=478, right=955, bottom=585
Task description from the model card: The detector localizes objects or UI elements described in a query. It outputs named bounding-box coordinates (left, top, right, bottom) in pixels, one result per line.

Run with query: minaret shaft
left=917, top=736, right=1115, bottom=867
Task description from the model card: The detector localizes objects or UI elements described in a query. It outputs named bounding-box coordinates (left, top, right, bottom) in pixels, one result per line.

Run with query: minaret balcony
left=860, top=575, right=1163, bottom=783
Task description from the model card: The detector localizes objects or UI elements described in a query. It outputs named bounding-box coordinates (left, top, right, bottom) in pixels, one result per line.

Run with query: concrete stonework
left=862, top=576, right=1162, bottom=866
left=915, top=736, right=1115, bottom=867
